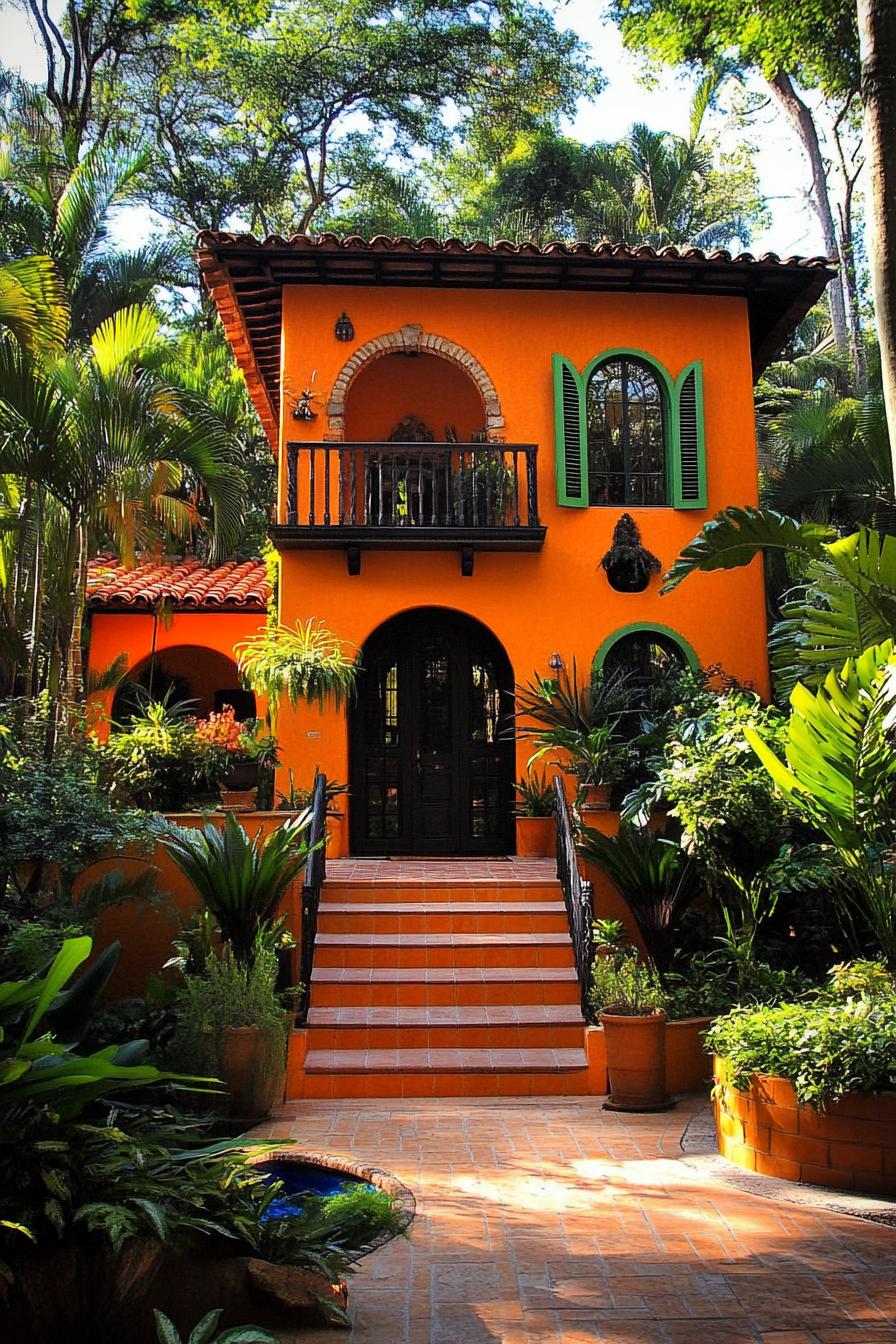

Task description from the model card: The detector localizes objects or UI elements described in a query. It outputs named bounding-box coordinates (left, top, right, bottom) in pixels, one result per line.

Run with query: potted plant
left=193, top=708, right=279, bottom=812
left=515, top=660, right=633, bottom=806
left=514, top=771, right=555, bottom=857
left=168, top=946, right=288, bottom=1122
left=571, top=725, right=630, bottom=809
left=590, top=931, right=671, bottom=1112
left=161, top=812, right=315, bottom=1116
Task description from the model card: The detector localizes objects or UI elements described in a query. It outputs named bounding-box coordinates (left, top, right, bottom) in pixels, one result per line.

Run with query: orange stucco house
left=86, top=235, right=834, bottom=1096
left=183, top=233, right=830, bottom=857
left=87, top=235, right=834, bottom=856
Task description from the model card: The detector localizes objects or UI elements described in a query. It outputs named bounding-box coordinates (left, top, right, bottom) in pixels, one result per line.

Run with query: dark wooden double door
left=349, top=609, right=515, bottom=855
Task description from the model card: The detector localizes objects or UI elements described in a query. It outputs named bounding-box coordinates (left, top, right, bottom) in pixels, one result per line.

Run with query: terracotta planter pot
left=215, top=1025, right=286, bottom=1122
left=516, top=816, right=556, bottom=858
left=219, top=786, right=257, bottom=812
left=599, top=1009, right=671, bottom=1111
left=327, top=810, right=348, bottom=857
left=581, top=782, right=612, bottom=810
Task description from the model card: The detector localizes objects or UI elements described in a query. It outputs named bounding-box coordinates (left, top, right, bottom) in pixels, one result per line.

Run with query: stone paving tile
left=262, top=1097, right=896, bottom=1344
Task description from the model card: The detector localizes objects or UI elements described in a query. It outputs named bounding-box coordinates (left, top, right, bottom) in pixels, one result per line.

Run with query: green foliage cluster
left=155, top=1310, right=277, bottom=1344
left=0, top=936, right=402, bottom=1300
left=707, top=962, right=896, bottom=1107
left=589, top=946, right=665, bottom=1017
left=645, top=688, right=791, bottom=875
left=103, top=700, right=223, bottom=812
left=0, top=696, right=153, bottom=894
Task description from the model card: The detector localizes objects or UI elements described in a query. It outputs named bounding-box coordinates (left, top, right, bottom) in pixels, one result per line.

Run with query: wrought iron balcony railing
left=275, top=441, right=545, bottom=572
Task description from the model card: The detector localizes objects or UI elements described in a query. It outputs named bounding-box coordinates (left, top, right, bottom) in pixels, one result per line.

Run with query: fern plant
left=237, top=618, right=357, bottom=722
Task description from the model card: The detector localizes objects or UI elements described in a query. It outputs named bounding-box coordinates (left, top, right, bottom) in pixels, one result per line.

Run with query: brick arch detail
left=325, top=325, right=505, bottom=440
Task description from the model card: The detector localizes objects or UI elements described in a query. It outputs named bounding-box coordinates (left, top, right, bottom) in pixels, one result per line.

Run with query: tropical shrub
left=746, top=640, right=896, bottom=967
left=0, top=937, right=180, bottom=1121
left=0, top=696, right=153, bottom=901
left=578, top=822, right=704, bottom=973
left=161, top=811, right=314, bottom=963
left=707, top=964, right=896, bottom=1107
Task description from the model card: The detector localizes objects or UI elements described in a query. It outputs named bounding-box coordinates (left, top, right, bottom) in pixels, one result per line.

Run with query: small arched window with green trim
left=552, top=350, right=706, bottom=510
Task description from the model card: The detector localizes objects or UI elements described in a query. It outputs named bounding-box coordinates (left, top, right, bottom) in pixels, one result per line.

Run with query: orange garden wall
left=714, top=1059, right=896, bottom=1196
left=273, top=284, right=769, bottom=827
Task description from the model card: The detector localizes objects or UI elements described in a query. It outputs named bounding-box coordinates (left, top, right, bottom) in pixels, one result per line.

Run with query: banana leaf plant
left=0, top=936, right=183, bottom=1121
left=661, top=507, right=896, bottom=695
left=745, top=639, right=896, bottom=967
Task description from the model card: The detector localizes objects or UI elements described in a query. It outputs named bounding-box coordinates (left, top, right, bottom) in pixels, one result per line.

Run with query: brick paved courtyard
left=258, top=1096, right=896, bottom=1344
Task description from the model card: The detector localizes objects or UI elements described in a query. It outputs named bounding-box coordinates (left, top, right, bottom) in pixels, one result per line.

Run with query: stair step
left=310, top=965, right=581, bottom=1007
left=322, top=880, right=563, bottom=904
left=317, top=902, right=568, bottom=934
left=313, top=932, right=574, bottom=969
left=304, top=1047, right=588, bottom=1073
left=306, top=1003, right=584, bottom=1050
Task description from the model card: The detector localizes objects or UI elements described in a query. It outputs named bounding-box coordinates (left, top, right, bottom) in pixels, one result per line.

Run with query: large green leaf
left=660, top=506, right=835, bottom=593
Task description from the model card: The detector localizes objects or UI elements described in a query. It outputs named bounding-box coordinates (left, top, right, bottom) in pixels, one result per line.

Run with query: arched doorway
left=350, top=608, right=515, bottom=856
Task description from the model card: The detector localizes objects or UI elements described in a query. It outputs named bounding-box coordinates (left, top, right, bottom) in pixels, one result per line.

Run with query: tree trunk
left=858, top=0, right=896, bottom=480
left=767, top=71, right=849, bottom=354
left=64, top=516, right=89, bottom=698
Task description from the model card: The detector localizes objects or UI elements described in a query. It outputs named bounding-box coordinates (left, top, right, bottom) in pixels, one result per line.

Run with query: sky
left=2, top=0, right=825, bottom=259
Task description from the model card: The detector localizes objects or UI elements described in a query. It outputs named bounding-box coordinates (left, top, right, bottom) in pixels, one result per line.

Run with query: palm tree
left=0, top=126, right=188, bottom=340
left=0, top=304, right=246, bottom=699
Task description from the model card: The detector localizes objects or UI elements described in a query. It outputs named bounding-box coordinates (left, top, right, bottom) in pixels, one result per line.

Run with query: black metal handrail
left=285, top=441, right=539, bottom=530
left=553, top=774, right=593, bottom=1018
left=296, top=769, right=327, bottom=1023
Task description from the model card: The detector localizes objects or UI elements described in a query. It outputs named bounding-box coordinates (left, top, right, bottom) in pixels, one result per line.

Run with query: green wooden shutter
left=672, top=361, right=707, bottom=509
left=552, top=354, right=588, bottom=507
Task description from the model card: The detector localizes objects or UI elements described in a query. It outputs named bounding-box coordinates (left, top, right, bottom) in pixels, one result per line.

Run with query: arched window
left=601, top=629, right=688, bottom=685
left=586, top=356, right=666, bottom=506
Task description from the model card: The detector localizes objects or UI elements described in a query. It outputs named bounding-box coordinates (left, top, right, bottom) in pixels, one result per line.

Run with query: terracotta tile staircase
left=291, top=861, right=596, bottom=1098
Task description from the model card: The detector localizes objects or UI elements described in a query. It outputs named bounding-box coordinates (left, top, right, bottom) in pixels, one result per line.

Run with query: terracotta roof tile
left=195, top=231, right=838, bottom=443
left=87, top=558, right=270, bottom=611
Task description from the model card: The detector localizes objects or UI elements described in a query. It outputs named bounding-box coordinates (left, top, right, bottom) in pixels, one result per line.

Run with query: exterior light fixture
left=335, top=312, right=354, bottom=342
left=548, top=652, right=564, bottom=671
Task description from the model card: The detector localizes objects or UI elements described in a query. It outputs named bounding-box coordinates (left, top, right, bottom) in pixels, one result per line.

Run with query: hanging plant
left=600, top=514, right=661, bottom=593
left=237, top=619, right=358, bottom=722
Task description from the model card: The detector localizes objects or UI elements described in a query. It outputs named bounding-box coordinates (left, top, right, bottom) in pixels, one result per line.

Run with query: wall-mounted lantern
left=335, top=312, right=354, bottom=342
left=548, top=652, right=564, bottom=672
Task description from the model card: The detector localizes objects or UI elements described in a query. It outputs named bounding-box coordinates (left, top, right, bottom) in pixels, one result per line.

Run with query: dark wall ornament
left=600, top=514, right=661, bottom=593
left=335, top=312, right=354, bottom=341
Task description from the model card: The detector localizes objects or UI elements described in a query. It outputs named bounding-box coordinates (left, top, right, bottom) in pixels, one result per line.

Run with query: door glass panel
left=420, top=643, right=451, bottom=754
left=366, top=659, right=399, bottom=746
left=470, top=657, right=500, bottom=743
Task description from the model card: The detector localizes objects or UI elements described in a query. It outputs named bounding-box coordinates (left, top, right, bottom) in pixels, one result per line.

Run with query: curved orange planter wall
left=714, top=1058, right=896, bottom=1196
